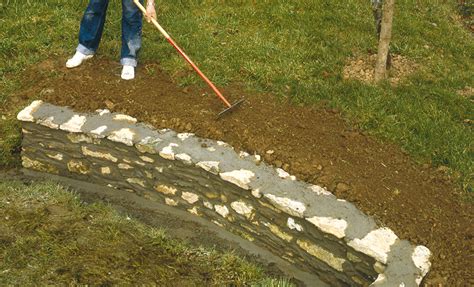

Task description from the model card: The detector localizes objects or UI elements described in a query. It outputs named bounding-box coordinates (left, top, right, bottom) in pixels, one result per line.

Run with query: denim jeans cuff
left=121, top=58, right=138, bottom=67
left=76, top=44, right=95, bottom=56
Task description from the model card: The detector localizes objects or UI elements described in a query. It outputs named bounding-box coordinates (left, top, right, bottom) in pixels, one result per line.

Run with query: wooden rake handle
left=133, top=0, right=232, bottom=108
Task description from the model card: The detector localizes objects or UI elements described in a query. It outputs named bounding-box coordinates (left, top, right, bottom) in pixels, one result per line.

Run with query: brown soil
left=11, top=57, right=473, bottom=285
left=457, top=86, right=474, bottom=98
left=343, top=53, right=418, bottom=85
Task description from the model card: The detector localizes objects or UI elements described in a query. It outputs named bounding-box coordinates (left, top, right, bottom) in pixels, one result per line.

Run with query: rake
left=133, top=0, right=244, bottom=118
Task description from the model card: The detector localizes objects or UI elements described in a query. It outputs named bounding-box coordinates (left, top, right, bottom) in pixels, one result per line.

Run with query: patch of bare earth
left=457, top=85, right=474, bottom=98
left=343, top=53, right=419, bottom=85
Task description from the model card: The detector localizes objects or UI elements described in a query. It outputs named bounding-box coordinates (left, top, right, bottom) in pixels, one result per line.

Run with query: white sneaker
left=121, top=65, right=135, bottom=80
left=66, top=51, right=93, bottom=68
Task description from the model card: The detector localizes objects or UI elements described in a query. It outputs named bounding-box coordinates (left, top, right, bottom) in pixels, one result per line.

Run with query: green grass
left=0, top=0, right=472, bottom=190
left=0, top=180, right=293, bottom=286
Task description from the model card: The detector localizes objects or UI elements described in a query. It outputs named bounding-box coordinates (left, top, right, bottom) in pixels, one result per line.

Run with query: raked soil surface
left=11, top=57, right=473, bottom=285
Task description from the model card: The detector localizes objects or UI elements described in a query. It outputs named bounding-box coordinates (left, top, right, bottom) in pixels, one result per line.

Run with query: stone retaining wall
left=17, top=101, right=431, bottom=286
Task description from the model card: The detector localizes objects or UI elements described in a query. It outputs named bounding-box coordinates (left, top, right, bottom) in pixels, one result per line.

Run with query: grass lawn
left=0, top=0, right=472, bottom=191
left=0, top=180, right=292, bottom=286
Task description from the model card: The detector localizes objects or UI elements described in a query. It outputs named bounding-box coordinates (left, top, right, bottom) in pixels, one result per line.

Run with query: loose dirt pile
left=12, top=57, right=473, bottom=285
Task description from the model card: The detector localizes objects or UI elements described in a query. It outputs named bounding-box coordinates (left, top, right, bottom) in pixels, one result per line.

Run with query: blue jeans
left=76, top=0, right=143, bottom=67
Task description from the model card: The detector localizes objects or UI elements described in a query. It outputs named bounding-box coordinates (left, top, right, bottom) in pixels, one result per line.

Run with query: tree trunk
left=374, top=0, right=395, bottom=82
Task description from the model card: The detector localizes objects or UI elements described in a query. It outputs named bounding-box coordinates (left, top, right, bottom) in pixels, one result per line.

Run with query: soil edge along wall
left=17, top=100, right=431, bottom=286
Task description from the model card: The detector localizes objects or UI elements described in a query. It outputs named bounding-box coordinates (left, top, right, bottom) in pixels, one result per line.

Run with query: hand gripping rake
left=134, top=0, right=244, bottom=118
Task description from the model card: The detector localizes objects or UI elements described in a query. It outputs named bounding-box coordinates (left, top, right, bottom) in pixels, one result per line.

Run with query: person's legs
left=78, top=0, right=110, bottom=55
left=120, top=0, right=143, bottom=79
left=67, top=0, right=109, bottom=68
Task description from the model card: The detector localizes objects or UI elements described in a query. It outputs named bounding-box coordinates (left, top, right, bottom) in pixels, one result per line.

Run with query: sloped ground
left=10, top=57, right=473, bottom=285
left=0, top=178, right=292, bottom=286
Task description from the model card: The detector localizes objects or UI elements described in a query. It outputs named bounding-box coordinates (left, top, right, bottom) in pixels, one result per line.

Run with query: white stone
left=177, top=133, right=194, bottom=141
left=309, top=185, right=332, bottom=196
left=373, top=261, right=386, bottom=273
left=134, top=161, right=145, bottom=166
left=155, top=185, right=177, bottom=195
left=159, top=143, right=179, bottom=160
left=296, top=240, right=345, bottom=272
left=203, top=201, right=213, bottom=210
left=214, top=205, right=229, bottom=218
left=144, top=170, right=153, bottom=179
left=276, top=168, right=290, bottom=179
left=251, top=188, right=262, bottom=198
left=165, top=198, right=178, bottom=206
left=412, top=245, right=431, bottom=285
left=108, top=128, right=135, bottom=146
left=264, top=194, right=306, bottom=217
left=306, top=216, right=347, bottom=239
left=188, top=206, right=199, bottom=215
left=254, top=155, right=262, bottom=162
left=212, top=220, right=224, bottom=227
left=175, top=153, right=192, bottom=165
left=38, top=116, right=59, bottom=129
left=67, top=160, right=90, bottom=174
left=67, top=134, right=98, bottom=144
left=101, top=167, right=111, bottom=175
left=97, top=109, right=110, bottom=116
left=113, top=114, right=137, bottom=123
left=139, top=156, right=154, bottom=163
left=126, top=178, right=145, bottom=187
left=207, top=147, right=216, bottom=152
left=197, top=161, right=220, bottom=175
left=60, top=115, right=87, bottom=133
left=287, top=218, right=304, bottom=232
left=219, top=169, right=255, bottom=190
left=239, top=151, right=250, bottom=158
left=217, top=141, right=227, bottom=146
left=118, top=163, right=133, bottom=170
left=22, top=157, right=42, bottom=169
left=181, top=192, right=199, bottom=204
left=46, top=153, right=63, bottom=161
left=90, top=125, right=108, bottom=136
left=230, top=201, right=254, bottom=219
left=155, top=166, right=164, bottom=173
left=81, top=146, right=118, bottom=162
left=17, top=100, right=43, bottom=122
left=348, top=228, right=398, bottom=264
left=371, top=274, right=387, bottom=285
left=263, top=222, right=293, bottom=242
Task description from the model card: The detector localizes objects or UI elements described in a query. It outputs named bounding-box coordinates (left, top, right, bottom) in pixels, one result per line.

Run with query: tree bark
left=374, top=0, right=395, bottom=82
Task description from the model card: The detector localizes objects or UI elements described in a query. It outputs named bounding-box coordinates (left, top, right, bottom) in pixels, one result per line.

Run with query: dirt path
left=12, top=57, right=473, bottom=285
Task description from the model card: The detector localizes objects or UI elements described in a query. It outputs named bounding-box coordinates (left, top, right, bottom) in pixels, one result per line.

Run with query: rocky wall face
left=17, top=100, right=432, bottom=286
